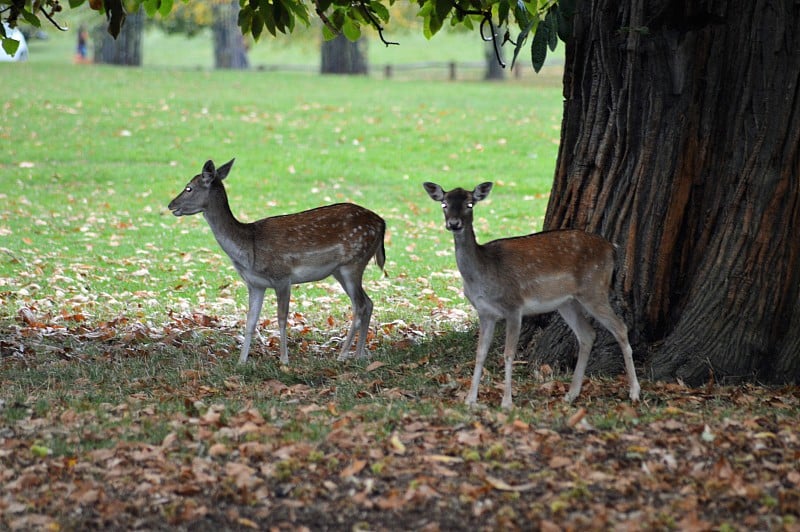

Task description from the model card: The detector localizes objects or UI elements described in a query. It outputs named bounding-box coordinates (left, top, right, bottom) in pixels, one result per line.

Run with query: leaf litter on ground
left=2, top=306, right=799, bottom=531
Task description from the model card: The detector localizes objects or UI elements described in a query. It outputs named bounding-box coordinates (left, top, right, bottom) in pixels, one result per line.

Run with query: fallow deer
left=424, top=181, right=640, bottom=409
left=169, top=159, right=386, bottom=364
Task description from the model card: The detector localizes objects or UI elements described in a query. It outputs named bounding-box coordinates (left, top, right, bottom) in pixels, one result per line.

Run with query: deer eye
left=185, top=186, right=193, bottom=193
left=441, top=202, right=447, bottom=209
left=466, top=202, right=473, bottom=209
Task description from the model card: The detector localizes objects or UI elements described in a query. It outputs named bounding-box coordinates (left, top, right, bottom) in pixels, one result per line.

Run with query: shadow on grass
left=1, top=315, right=484, bottom=409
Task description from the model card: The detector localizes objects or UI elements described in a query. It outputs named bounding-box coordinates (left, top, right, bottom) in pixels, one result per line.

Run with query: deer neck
left=452, top=224, right=484, bottom=281
left=203, top=185, right=253, bottom=266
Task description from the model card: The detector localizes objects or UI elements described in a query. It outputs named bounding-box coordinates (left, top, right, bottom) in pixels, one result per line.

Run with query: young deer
left=169, top=159, right=386, bottom=364
left=423, top=181, right=640, bottom=409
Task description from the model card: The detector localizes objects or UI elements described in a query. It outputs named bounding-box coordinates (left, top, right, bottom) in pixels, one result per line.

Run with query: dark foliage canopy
left=0, top=0, right=570, bottom=72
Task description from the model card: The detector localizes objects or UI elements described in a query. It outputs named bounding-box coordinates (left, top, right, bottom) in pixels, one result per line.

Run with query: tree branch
left=40, top=6, right=68, bottom=32
left=313, top=0, right=337, bottom=35
left=358, top=0, right=398, bottom=47
left=479, top=12, right=505, bottom=69
left=453, top=6, right=506, bottom=69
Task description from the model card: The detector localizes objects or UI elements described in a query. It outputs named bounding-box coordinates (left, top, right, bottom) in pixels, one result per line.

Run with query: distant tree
left=155, top=0, right=248, bottom=69
left=483, top=23, right=506, bottom=80
left=92, top=5, right=143, bottom=66
left=212, top=0, right=248, bottom=69
left=321, top=33, right=367, bottom=74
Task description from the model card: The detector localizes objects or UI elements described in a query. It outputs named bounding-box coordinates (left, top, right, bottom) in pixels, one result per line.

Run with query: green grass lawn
left=0, top=60, right=561, bottom=329
left=1, top=16, right=563, bottom=417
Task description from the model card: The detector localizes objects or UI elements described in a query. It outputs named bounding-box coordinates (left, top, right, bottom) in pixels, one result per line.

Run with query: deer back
left=460, top=230, right=615, bottom=313
left=245, top=203, right=385, bottom=283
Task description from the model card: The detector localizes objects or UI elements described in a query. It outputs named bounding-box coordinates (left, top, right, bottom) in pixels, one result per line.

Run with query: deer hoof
left=629, top=386, right=641, bottom=402
left=465, top=397, right=487, bottom=411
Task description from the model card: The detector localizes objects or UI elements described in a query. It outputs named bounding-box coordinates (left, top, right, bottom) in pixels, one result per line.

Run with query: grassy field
left=2, top=27, right=799, bottom=532
left=1, top=61, right=560, bottom=325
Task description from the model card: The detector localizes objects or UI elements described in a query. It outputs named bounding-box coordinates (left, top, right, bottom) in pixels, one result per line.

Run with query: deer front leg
left=501, top=314, right=522, bottom=410
left=466, top=316, right=496, bottom=407
left=275, top=284, right=291, bottom=365
left=239, top=287, right=266, bottom=364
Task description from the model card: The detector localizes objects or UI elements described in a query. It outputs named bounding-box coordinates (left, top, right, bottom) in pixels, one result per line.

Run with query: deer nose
left=446, top=219, right=463, bottom=232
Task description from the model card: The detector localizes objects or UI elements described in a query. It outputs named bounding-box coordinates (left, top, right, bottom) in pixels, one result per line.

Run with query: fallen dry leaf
left=484, top=475, right=538, bottom=492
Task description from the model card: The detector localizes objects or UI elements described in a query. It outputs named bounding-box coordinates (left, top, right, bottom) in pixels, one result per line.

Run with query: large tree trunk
left=212, top=0, right=249, bottom=69
left=321, top=34, right=368, bottom=75
left=524, top=0, right=800, bottom=386
left=93, top=6, right=144, bottom=66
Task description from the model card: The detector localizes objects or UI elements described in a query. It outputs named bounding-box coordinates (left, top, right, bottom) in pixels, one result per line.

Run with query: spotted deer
left=424, top=181, right=640, bottom=409
left=169, top=159, right=386, bottom=364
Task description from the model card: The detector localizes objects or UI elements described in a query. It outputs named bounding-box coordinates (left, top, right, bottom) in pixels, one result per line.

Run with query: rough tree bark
left=524, top=0, right=800, bottom=386
left=93, top=6, right=143, bottom=66
left=212, top=0, right=249, bottom=69
left=321, top=34, right=368, bottom=75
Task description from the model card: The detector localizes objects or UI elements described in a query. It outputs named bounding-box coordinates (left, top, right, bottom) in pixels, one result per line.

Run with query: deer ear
left=423, top=182, right=445, bottom=202
left=216, top=158, right=235, bottom=181
left=202, top=160, right=216, bottom=174
left=472, top=182, right=493, bottom=202
left=201, top=160, right=216, bottom=186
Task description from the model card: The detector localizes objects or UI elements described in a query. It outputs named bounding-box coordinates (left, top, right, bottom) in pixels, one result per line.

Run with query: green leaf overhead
left=530, top=14, right=548, bottom=72
left=1, top=35, right=19, bottom=55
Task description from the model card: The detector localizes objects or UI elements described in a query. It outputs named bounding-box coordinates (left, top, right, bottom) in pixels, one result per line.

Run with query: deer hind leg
left=558, top=300, right=597, bottom=403
left=353, top=292, right=374, bottom=359
left=334, top=267, right=373, bottom=361
left=466, top=315, right=496, bottom=407
left=240, top=287, right=266, bottom=364
left=580, top=296, right=641, bottom=402
left=275, top=284, right=292, bottom=365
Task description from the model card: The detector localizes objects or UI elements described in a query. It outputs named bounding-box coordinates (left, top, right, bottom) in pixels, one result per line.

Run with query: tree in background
left=92, top=3, right=143, bottom=65
left=483, top=23, right=506, bottom=80
left=212, top=0, right=248, bottom=68
left=2, top=0, right=798, bottom=385
left=315, top=3, right=369, bottom=75
left=321, top=33, right=367, bottom=74
left=153, top=0, right=249, bottom=68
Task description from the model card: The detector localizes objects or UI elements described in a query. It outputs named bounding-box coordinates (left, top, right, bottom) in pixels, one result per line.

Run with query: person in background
left=74, top=25, right=89, bottom=63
